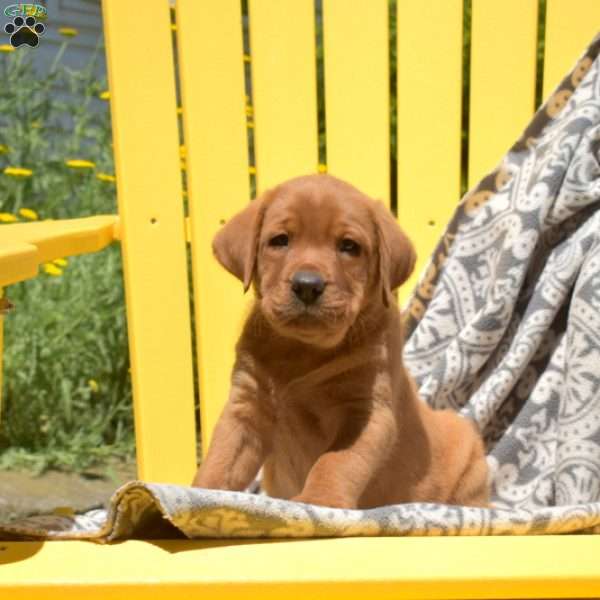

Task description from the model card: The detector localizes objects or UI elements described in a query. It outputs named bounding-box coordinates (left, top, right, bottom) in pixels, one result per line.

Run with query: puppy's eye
left=269, top=233, right=289, bottom=247
left=339, top=238, right=361, bottom=256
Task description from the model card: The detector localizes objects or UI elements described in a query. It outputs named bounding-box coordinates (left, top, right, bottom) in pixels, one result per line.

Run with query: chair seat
left=2, top=535, right=600, bottom=599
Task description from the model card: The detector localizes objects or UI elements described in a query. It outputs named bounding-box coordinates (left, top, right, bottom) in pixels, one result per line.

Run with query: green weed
left=0, top=40, right=134, bottom=473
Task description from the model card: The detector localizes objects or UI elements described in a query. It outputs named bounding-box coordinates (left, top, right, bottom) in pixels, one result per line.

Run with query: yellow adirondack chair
left=2, top=0, right=600, bottom=597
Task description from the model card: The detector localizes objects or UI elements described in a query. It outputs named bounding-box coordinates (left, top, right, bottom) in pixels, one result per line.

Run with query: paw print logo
left=4, top=16, right=45, bottom=48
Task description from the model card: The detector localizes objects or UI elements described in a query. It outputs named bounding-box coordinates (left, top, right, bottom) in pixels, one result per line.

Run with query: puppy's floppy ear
left=212, top=194, right=270, bottom=292
left=372, top=202, right=417, bottom=307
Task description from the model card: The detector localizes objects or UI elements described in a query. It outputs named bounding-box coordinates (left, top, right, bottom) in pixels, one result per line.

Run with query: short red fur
left=192, top=174, right=489, bottom=509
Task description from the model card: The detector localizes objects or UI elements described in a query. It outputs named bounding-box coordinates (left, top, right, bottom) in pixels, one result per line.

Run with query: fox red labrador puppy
left=192, top=174, right=489, bottom=509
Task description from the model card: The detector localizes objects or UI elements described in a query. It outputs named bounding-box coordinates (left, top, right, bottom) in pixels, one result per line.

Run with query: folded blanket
left=3, top=33, right=600, bottom=541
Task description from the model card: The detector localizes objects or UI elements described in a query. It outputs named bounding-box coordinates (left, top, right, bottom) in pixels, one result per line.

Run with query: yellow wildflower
left=31, top=120, right=42, bottom=129
left=88, top=379, right=99, bottom=393
left=0, top=213, right=17, bottom=223
left=0, top=144, right=9, bottom=154
left=179, top=145, right=186, bottom=158
left=318, top=163, right=327, bottom=174
left=18, top=208, right=38, bottom=220
left=58, top=27, right=78, bottom=37
left=96, top=172, right=116, bottom=183
left=4, top=167, right=33, bottom=177
left=53, top=258, right=68, bottom=267
left=99, top=90, right=110, bottom=101
left=43, top=263, right=63, bottom=276
left=249, top=166, right=257, bottom=175
left=245, top=106, right=253, bottom=117
left=0, top=44, right=15, bottom=53
left=171, top=24, right=177, bottom=32
left=66, top=159, right=96, bottom=169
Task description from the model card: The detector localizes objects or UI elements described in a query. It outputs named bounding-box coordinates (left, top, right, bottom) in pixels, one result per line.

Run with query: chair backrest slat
left=177, top=0, right=252, bottom=456
left=102, top=0, right=196, bottom=483
left=396, top=0, right=464, bottom=300
left=323, top=0, right=390, bottom=205
left=544, top=0, right=600, bottom=98
left=250, top=0, right=319, bottom=192
left=468, top=0, right=538, bottom=188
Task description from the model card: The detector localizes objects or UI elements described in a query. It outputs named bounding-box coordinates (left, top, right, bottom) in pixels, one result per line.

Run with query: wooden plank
left=0, top=216, right=116, bottom=290
left=176, top=0, right=252, bottom=455
left=0, top=215, right=117, bottom=248
left=2, top=536, right=600, bottom=599
left=101, top=0, right=196, bottom=484
left=544, top=0, right=600, bottom=99
left=323, top=0, right=390, bottom=204
left=249, top=0, right=318, bottom=192
left=0, top=243, right=39, bottom=287
left=396, top=0, right=463, bottom=302
left=468, top=0, right=538, bottom=188
left=0, top=216, right=116, bottom=282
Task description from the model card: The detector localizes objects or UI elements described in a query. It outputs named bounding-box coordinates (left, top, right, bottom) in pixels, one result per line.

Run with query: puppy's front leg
left=292, top=404, right=396, bottom=509
left=192, top=371, right=272, bottom=491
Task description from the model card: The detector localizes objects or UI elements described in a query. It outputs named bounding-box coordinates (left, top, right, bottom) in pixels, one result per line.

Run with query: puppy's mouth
left=285, top=305, right=326, bottom=327
left=259, top=289, right=360, bottom=347
left=263, top=292, right=351, bottom=333
left=274, top=301, right=326, bottom=325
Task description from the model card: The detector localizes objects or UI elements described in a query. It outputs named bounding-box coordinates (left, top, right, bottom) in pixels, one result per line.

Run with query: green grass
left=0, top=40, right=134, bottom=473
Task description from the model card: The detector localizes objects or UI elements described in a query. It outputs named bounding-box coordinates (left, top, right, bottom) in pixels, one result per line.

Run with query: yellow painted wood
left=102, top=0, right=196, bottom=484
left=0, top=243, right=39, bottom=287
left=0, top=216, right=117, bottom=287
left=249, top=0, right=318, bottom=191
left=2, top=536, right=600, bottom=599
left=468, top=0, right=538, bottom=188
left=323, top=0, right=390, bottom=204
left=544, top=0, right=600, bottom=99
left=396, top=0, right=463, bottom=302
left=176, top=0, right=252, bottom=455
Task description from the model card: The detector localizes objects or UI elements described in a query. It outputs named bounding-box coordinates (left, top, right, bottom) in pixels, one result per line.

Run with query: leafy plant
left=0, top=39, right=134, bottom=473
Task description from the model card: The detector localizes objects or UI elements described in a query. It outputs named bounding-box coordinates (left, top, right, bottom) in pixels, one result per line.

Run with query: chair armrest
left=0, top=215, right=119, bottom=287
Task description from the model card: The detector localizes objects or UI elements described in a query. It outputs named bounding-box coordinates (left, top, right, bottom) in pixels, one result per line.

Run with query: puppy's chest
left=262, top=378, right=341, bottom=494
left=263, top=369, right=375, bottom=448
left=268, top=379, right=339, bottom=449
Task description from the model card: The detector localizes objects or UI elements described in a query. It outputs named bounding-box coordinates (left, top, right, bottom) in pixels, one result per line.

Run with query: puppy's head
left=213, top=174, right=415, bottom=347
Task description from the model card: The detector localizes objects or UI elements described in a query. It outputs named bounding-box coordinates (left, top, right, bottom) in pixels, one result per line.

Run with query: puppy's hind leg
left=451, top=439, right=491, bottom=508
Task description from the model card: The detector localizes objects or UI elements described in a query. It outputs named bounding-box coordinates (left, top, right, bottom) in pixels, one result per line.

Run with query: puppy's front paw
left=291, top=492, right=356, bottom=509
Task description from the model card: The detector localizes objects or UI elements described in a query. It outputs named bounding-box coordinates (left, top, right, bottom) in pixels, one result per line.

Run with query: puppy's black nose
left=291, top=271, right=325, bottom=305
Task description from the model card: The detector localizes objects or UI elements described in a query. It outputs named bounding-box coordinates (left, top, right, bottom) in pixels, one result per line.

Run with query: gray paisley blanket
left=3, top=34, right=600, bottom=541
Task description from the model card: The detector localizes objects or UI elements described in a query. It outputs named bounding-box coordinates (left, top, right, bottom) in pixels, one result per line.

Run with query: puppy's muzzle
left=291, top=271, right=325, bottom=305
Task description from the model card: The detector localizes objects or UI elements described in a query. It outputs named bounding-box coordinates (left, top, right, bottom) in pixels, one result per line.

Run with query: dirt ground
left=0, top=460, right=137, bottom=524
